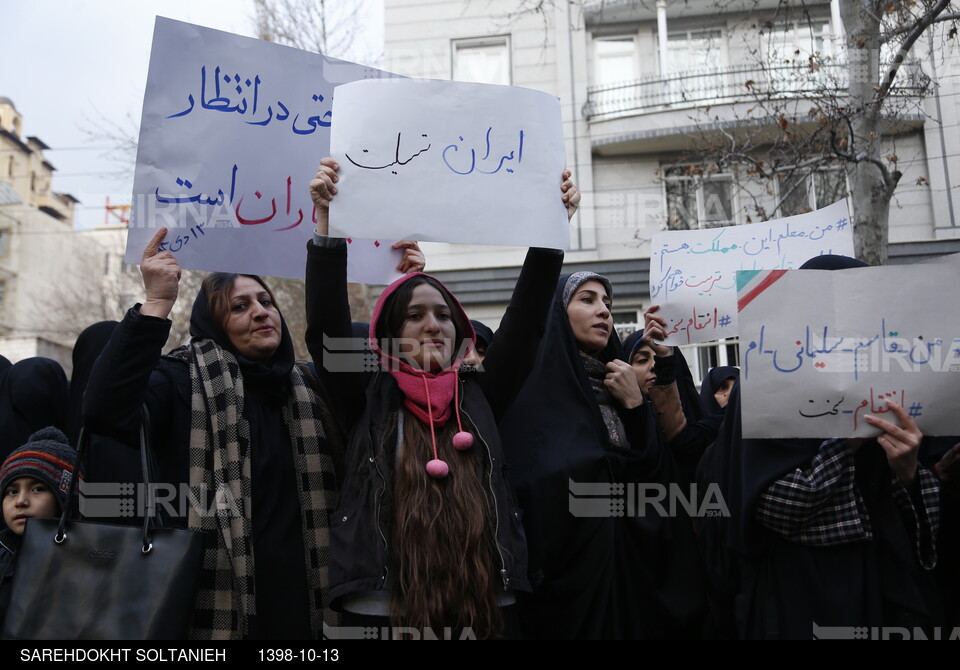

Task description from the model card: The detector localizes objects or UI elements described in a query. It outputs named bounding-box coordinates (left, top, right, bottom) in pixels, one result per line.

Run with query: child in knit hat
left=0, top=427, right=76, bottom=630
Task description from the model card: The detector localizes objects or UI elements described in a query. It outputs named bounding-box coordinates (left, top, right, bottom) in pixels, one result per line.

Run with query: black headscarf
left=621, top=329, right=645, bottom=362
left=622, top=330, right=706, bottom=421
left=470, top=319, right=494, bottom=352
left=189, top=276, right=296, bottom=400
left=500, top=274, right=706, bottom=639
left=799, top=254, right=869, bottom=270
left=65, top=320, right=144, bottom=493
left=0, top=357, right=69, bottom=461
left=621, top=329, right=713, bottom=486
left=66, top=321, right=119, bottom=446
left=700, top=366, right=740, bottom=415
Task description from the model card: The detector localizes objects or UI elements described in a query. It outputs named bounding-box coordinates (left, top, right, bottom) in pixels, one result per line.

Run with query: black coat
left=306, top=241, right=562, bottom=606
left=82, top=308, right=195, bottom=495
left=0, top=528, right=18, bottom=633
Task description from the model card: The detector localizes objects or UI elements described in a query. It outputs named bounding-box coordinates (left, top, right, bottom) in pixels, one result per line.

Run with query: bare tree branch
left=881, top=10, right=960, bottom=42
left=876, top=0, right=952, bottom=100
left=78, top=110, right=140, bottom=179
left=254, top=0, right=374, bottom=61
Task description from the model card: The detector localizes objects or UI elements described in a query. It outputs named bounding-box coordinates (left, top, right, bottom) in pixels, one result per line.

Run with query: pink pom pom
left=426, top=459, right=449, bottom=478
left=453, top=431, right=474, bottom=451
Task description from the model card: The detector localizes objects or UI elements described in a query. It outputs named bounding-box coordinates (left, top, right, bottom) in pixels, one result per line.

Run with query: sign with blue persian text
left=329, top=79, right=569, bottom=249
left=128, top=17, right=404, bottom=283
left=650, top=200, right=854, bottom=345
left=738, top=263, right=960, bottom=438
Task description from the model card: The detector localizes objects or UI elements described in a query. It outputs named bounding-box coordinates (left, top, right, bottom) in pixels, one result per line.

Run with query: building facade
left=0, top=97, right=133, bottom=374
left=383, top=0, right=960, bottom=378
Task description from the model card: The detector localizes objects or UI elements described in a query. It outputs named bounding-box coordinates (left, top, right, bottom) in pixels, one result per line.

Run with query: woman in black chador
left=499, top=272, right=707, bottom=639
left=703, top=255, right=942, bottom=639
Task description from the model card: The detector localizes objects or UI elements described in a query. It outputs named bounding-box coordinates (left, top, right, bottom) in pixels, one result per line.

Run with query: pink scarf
left=387, top=360, right=460, bottom=427
left=369, top=272, right=477, bottom=477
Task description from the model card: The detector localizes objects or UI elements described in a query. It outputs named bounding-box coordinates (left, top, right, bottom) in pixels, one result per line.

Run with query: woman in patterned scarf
left=83, top=228, right=345, bottom=640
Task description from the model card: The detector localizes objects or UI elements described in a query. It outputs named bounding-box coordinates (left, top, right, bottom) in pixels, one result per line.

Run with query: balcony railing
left=584, top=61, right=929, bottom=121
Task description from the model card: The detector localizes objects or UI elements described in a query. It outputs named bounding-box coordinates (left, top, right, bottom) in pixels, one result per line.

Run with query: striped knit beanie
left=0, top=427, right=77, bottom=510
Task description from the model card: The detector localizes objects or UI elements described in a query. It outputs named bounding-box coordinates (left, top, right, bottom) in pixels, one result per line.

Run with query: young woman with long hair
left=306, top=157, right=578, bottom=638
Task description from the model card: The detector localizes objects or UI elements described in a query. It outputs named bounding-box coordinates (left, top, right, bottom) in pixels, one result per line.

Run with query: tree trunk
left=848, top=163, right=892, bottom=265
left=841, top=0, right=894, bottom=265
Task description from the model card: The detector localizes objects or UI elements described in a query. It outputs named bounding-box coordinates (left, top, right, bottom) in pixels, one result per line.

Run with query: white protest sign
left=738, top=265, right=960, bottom=438
left=342, top=238, right=403, bottom=285
left=328, top=79, right=569, bottom=249
left=649, top=200, right=854, bottom=345
left=129, top=17, right=402, bottom=284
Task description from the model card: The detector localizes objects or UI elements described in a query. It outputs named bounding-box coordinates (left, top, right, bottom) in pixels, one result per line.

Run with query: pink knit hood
left=368, top=272, right=478, bottom=478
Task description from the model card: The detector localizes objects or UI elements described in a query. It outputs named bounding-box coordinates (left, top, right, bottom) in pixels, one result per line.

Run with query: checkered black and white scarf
left=181, top=339, right=339, bottom=640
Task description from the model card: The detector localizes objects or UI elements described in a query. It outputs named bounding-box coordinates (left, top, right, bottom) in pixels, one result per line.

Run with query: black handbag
left=2, top=410, right=205, bottom=640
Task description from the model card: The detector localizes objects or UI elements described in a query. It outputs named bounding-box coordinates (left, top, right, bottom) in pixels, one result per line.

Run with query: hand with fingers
left=933, top=441, right=960, bottom=482
left=392, top=240, right=426, bottom=274
left=864, top=400, right=923, bottom=487
left=604, top=359, right=644, bottom=409
left=311, top=157, right=425, bottom=272
left=641, top=304, right=673, bottom=358
left=139, top=227, right=181, bottom=319
left=561, top=169, right=581, bottom=221
left=309, top=157, right=339, bottom=236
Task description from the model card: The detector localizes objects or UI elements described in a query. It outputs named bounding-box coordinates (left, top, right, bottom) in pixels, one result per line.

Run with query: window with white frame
left=0, top=229, right=8, bottom=257
left=0, top=280, right=6, bottom=311
left=664, top=167, right=738, bottom=230
left=762, top=20, right=834, bottom=91
left=679, top=338, right=740, bottom=388
left=452, top=36, right=511, bottom=85
left=778, top=172, right=811, bottom=216
left=665, top=172, right=698, bottom=230
left=595, top=36, right=637, bottom=86
left=813, top=169, right=848, bottom=208
left=763, top=20, right=832, bottom=63
left=613, top=309, right=642, bottom=339
left=664, top=29, right=725, bottom=103
left=666, top=29, right=724, bottom=76
left=777, top=168, right=847, bottom=217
